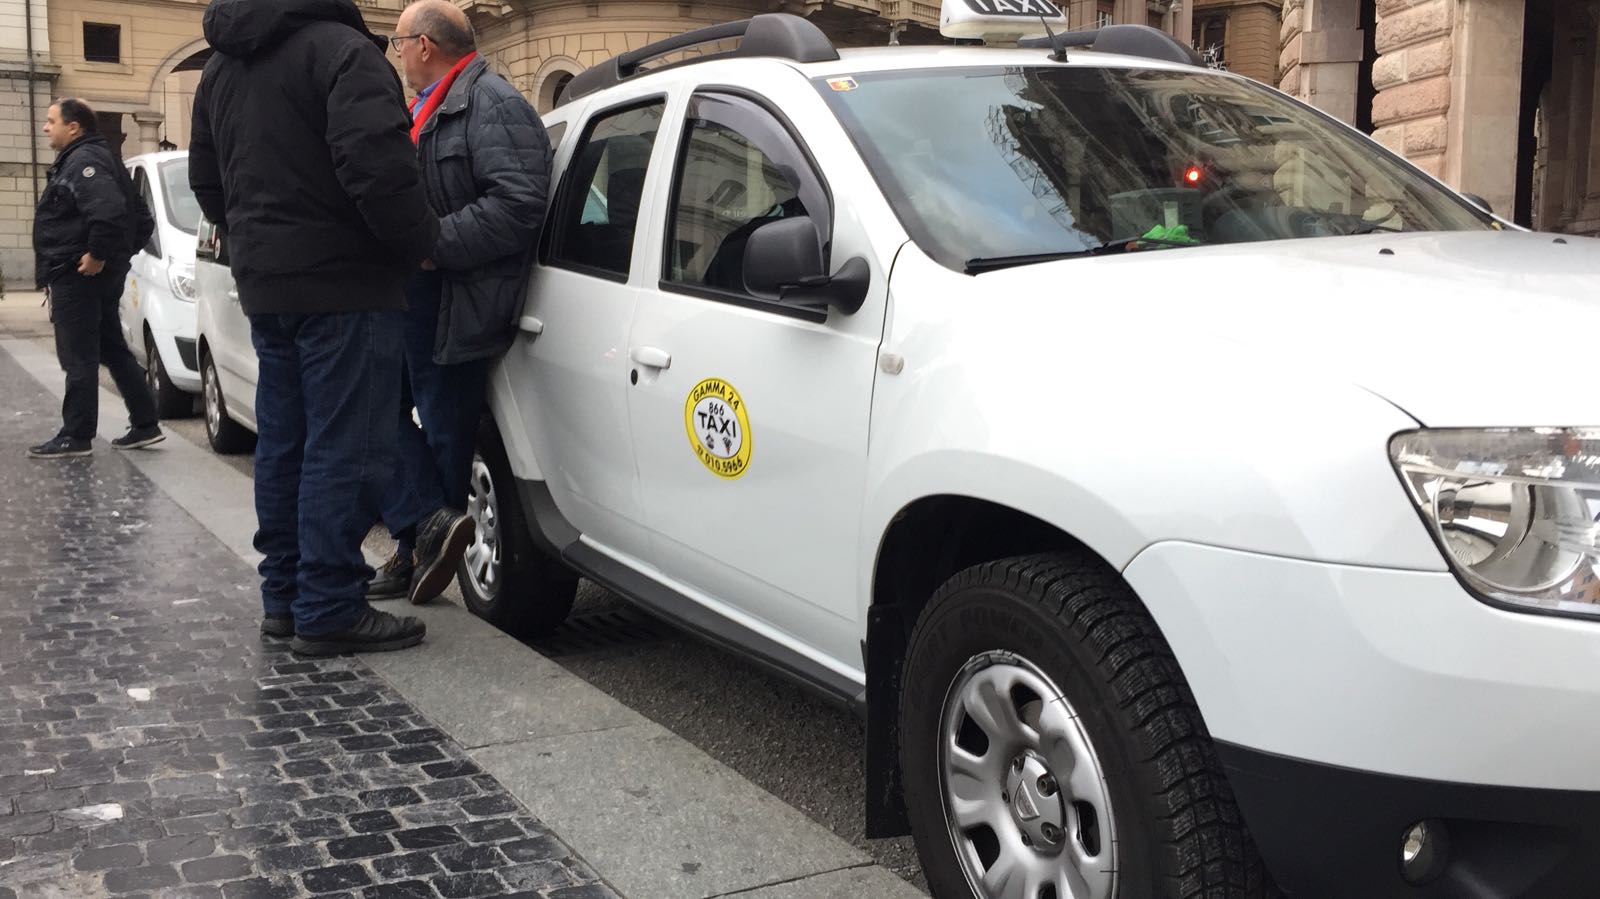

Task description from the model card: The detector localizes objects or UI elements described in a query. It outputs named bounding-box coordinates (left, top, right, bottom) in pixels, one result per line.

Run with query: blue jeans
left=381, top=274, right=492, bottom=554
left=249, top=310, right=403, bottom=636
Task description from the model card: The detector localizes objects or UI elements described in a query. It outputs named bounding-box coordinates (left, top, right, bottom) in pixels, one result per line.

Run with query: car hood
left=989, top=231, right=1600, bottom=428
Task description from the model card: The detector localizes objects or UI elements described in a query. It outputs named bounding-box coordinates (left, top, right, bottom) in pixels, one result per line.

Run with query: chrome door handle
left=629, top=346, right=671, bottom=370
left=518, top=315, right=545, bottom=335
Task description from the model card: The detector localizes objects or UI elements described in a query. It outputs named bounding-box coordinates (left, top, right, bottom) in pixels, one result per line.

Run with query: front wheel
left=900, top=553, right=1275, bottom=899
left=145, top=331, right=194, bottom=419
left=456, top=419, right=577, bottom=637
left=201, top=351, right=254, bottom=455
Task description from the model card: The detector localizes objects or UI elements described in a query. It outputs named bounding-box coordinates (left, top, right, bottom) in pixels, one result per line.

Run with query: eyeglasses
left=388, top=33, right=429, bottom=51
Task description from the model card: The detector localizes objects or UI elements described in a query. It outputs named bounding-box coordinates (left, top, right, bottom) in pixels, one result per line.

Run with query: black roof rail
left=562, top=14, right=840, bottom=105
left=1019, top=24, right=1202, bottom=67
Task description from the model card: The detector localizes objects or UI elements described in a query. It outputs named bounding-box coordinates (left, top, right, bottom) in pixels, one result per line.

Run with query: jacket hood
left=204, top=0, right=385, bottom=58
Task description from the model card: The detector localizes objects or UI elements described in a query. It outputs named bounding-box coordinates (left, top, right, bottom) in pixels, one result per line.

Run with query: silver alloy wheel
left=204, top=359, right=222, bottom=439
left=463, top=455, right=500, bottom=600
left=940, top=651, right=1118, bottom=899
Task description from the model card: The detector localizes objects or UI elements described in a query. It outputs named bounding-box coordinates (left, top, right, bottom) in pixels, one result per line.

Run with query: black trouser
left=49, top=265, right=157, bottom=441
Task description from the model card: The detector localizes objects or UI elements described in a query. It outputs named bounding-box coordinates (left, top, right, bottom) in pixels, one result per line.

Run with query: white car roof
left=125, top=150, right=188, bottom=166
left=800, top=44, right=1205, bottom=77
left=549, top=43, right=1224, bottom=121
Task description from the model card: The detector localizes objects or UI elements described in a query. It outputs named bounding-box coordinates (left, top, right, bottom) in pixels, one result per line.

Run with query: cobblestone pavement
left=0, top=353, right=617, bottom=898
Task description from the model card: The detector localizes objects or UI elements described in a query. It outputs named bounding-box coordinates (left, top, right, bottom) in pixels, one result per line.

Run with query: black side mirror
left=743, top=216, right=869, bottom=316
left=1461, top=192, right=1494, bottom=216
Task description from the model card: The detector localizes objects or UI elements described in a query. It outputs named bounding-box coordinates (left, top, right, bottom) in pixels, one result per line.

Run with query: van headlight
left=1391, top=429, right=1600, bottom=617
left=168, top=262, right=197, bottom=302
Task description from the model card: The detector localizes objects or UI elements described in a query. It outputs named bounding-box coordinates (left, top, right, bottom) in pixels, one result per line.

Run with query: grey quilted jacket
left=417, top=55, right=553, bottom=364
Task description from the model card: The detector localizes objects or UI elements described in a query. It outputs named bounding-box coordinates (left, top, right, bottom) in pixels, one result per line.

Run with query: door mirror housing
left=742, top=216, right=868, bottom=316
left=1461, top=192, right=1494, bottom=216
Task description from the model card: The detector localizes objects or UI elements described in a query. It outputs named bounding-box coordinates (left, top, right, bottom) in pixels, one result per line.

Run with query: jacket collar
left=50, top=133, right=106, bottom=173
left=420, top=55, right=489, bottom=138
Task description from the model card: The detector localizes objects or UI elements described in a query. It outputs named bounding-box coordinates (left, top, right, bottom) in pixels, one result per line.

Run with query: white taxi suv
left=121, top=150, right=204, bottom=419
left=498, top=7, right=1597, bottom=898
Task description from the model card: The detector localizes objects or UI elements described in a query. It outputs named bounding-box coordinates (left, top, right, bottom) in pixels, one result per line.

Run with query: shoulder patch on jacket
left=82, top=166, right=96, bottom=179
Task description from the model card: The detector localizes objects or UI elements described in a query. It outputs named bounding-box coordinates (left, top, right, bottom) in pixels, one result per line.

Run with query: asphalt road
left=8, top=310, right=931, bottom=892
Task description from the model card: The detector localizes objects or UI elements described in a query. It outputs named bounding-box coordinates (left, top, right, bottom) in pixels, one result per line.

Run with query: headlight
left=1392, top=429, right=1600, bottom=617
left=168, top=262, right=197, bottom=302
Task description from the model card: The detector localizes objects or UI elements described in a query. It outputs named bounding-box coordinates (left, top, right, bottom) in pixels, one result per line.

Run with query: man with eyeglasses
left=189, top=0, right=438, bottom=655
left=365, top=0, right=552, bottom=606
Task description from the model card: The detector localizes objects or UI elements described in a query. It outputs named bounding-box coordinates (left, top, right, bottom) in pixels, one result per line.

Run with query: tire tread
left=905, top=551, right=1278, bottom=899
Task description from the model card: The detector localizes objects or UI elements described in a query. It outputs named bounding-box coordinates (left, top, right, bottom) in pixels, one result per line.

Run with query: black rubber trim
left=516, top=477, right=864, bottom=712
left=563, top=14, right=839, bottom=104
left=1217, top=740, right=1600, bottom=898
left=654, top=281, right=828, bottom=324
left=174, top=337, right=198, bottom=372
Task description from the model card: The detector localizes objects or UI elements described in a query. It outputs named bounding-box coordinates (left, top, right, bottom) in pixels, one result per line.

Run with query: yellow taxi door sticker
left=685, top=378, right=752, bottom=479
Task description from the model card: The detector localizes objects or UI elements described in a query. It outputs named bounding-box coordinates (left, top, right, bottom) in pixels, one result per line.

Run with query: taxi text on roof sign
left=962, top=0, right=1063, bottom=17
left=940, top=0, right=1068, bottom=40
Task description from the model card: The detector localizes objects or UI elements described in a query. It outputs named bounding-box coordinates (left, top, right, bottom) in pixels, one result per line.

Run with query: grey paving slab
left=475, top=723, right=870, bottom=899
left=364, top=614, right=648, bottom=748
left=715, top=866, right=930, bottom=899
left=0, top=337, right=260, bottom=566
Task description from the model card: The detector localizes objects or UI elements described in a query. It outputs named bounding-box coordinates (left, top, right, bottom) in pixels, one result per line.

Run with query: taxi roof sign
left=941, top=0, right=1069, bottom=41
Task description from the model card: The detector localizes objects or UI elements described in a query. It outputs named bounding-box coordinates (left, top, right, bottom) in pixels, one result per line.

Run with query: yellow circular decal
left=685, top=378, right=752, bottom=479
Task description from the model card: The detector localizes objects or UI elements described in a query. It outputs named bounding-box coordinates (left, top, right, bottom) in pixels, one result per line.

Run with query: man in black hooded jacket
left=189, top=0, right=439, bottom=656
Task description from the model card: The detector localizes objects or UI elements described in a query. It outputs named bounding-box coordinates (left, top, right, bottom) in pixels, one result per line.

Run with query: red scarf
left=409, top=52, right=477, bottom=144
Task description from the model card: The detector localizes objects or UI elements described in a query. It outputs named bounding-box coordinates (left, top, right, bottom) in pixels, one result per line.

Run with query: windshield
left=159, top=159, right=201, bottom=236
left=818, top=65, right=1493, bottom=271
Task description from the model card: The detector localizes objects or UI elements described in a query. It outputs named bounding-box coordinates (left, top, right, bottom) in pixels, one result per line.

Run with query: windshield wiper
left=1346, top=224, right=1405, bottom=235
left=965, top=237, right=1196, bottom=274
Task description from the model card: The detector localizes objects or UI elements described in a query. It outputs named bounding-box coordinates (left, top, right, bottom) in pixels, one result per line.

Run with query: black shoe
left=289, top=608, right=425, bottom=657
left=409, top=509, right=473, bottom=606
left=261, top=616, right=294, bottom=639
left=112, top=425, right=165, bottom=450
left=27, top=434, right=92, bottom=459
left=366, top=551, right=414, bottom=601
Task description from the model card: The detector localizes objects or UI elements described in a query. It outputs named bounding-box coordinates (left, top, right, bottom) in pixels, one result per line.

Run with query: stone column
left=1443, top=0, right=1525, bottom=214
left=1369, top=0, right=1454, bottom=177
left=1295, top=0, right=1364, bottom=124
left=132, top=111, right=164, bottom=155
left=1560, top=30, right=1593, bottom=227
left=1174, top=0, right=1193, bottom=44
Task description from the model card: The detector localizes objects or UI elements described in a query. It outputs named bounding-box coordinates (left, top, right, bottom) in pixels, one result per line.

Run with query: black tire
left=900, top=552, right=1275, bottom=899
left=145, top=330, right=194, bottom=419
left=456, top=418, right=577, bottom=638
left=201, top=350, right=255, bottom=455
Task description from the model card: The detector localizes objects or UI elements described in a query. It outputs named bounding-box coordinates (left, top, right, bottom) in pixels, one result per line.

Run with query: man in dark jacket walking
left=29, top=98, right=164, bottom=459
left=367, top=0, right=552, bottom=605
left=189, top=0, right=439, bottom=655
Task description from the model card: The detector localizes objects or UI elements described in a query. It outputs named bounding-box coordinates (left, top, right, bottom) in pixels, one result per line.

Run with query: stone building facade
left=1280, top=0, right=1599, bottom=234
left=1192, top=0, right=1283, bottom=84
left=1, top=0, right=1201, bottom=283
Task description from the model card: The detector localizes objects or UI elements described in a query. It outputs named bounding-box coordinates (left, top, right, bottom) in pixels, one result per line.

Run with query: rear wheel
left=456, top=419, right=577, bottom=637
left=202, top=350, right=254, bottom=455
left=900, top=553, right=1275, bottom=899
left=145, top=331, right=194, bottom=419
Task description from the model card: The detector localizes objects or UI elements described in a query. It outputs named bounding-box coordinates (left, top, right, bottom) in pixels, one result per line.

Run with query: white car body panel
left=194, top=227, right=257, bottom=432
left=122, top=151, right=201, bottom=393
left=1123, top=542, right=1600, bottom=790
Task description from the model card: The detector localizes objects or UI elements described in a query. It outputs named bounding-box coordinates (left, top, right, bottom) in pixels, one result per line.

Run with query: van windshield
left=817, top=65, right=1493, bottom=272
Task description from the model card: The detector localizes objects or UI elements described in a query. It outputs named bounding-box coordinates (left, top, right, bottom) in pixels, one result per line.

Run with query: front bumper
left=1121, top=542, right=1600, bottom=895
left=1219, top=742, right=1600, bottom=897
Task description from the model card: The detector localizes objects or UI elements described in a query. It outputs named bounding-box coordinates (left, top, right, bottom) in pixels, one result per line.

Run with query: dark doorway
left=1517, top=0, right=1556, bottom=228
